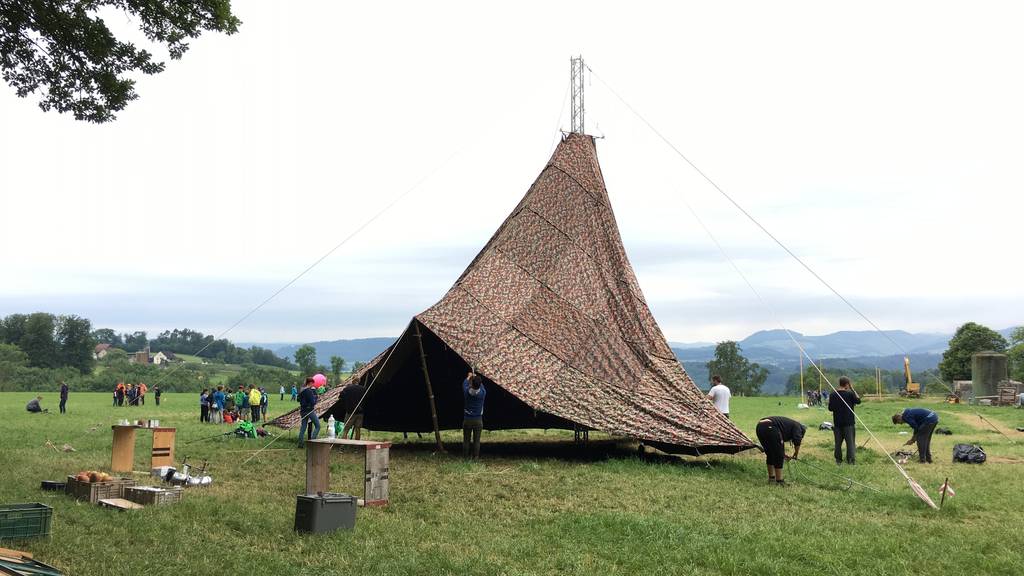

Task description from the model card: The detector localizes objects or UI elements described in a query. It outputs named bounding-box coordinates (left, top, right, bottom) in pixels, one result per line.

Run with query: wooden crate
left=123, top=486, right=183, bottom=507
left=64, top=476, right=135, bottom=503
left=997, top=386, right=1017, bottom=406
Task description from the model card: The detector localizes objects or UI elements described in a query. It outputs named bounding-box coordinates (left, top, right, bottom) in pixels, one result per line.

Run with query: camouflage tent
left=271, top=133, right=755, bottom=455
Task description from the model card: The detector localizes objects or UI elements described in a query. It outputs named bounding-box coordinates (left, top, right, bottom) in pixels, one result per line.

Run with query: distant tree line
left=0, top=313, right=94, bottom=373
left=91, top=326, right=296, bottom=369
left=0, top=312, right=300, bottom=392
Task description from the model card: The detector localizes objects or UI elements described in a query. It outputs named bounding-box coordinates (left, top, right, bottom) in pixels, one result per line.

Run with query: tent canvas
left=272, top=133, right=755, bottom=456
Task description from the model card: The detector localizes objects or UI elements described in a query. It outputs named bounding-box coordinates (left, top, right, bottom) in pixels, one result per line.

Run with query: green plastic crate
left=0, top=503, right=53, bottom=540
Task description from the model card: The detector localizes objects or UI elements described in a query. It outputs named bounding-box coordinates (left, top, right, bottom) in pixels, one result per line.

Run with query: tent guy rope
left=242, top=327, right=411, bottom=465
left=587, top=63, right=1013, bottom=445
left=137, top=150, right=459, bottom=394
left=585, top=64, right=942, bottom=507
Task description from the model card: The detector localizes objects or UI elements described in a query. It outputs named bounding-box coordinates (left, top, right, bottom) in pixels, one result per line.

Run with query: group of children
left=113, top=382, right=159, bottom=407
left=805, top=389, right=829, bottom=406
left=199, top=384, right=272, bottom=424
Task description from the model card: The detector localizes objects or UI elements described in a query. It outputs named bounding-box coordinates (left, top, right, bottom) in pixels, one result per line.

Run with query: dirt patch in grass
left=942, top=410, right=1018, bottom=437
left=984, top=455, right=1024, bottom=464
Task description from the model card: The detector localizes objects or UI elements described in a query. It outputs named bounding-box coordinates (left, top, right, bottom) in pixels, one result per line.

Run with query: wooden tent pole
left=799, top=354, right=804, bottom=400
left=413, top=322, right=445, bottom=452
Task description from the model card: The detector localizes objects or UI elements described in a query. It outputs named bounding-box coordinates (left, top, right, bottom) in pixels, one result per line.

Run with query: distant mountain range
left=671, top=328, right=956, bottom=360
left=236, top=338, right=397, bottom=367
left=244, top=327, right=1017, bottom=394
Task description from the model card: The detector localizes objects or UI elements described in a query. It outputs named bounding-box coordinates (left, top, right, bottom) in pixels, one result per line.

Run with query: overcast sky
left=1, top=1, right=1021, bottom=347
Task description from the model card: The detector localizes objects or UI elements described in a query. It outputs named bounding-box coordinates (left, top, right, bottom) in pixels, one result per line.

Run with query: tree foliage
left=146, top=327, right=295, bottom=368
left=55, top=314, right=94, bottom=374
left=19, top=312, right=59, bottom=368
left=123, top=331, right=149, bottom=351
left=293, top=344, right=317, bottom=376
left=0, top=342, right=29, bottom=366
left=0, top=0, right=241, bottom=122
left=0, top=314, right=28, bottom=345
left=330, top=355, right=346, bottom=384
left=785, top=365, right=901, bottom=395
left=705, top=341, right=768, bottom=396
left=90, top=328, right=123, bottom=347
left=938, top=322, right=1008, bottom=382
left=1009, top=326, right=1024, bottom=383
left=225, top=365, right=296, bottom=392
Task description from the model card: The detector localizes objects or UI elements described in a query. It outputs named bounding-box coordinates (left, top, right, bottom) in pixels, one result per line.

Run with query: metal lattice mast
left=570, top=56, right=585, bottom=134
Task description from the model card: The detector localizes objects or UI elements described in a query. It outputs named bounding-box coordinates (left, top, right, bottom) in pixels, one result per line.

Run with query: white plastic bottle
left=327, top=415, right=336, bottom=439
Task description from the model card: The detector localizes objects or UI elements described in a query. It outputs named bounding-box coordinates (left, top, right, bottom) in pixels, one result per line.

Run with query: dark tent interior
left=320, top=320, right=582, bottom=433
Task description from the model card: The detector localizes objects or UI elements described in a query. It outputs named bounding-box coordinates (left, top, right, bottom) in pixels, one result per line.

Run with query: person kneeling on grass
left=892, top=408, right=938, bottom=464
left=755, top=416, right=806, bottom=486
left=462, top=372, right=486, bottom=459
left=235, top=418, right=257, bottom=438
left=26, top=396, right=46, bottom=413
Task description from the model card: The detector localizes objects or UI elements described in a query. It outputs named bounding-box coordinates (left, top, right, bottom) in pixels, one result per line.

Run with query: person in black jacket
left=755, top=416, right=806, bottom=485
left=340, top=378, right=367, bottom=440
left=828, top=376, right=862, bottom=464
left=296, top=377, right=320, bottom=448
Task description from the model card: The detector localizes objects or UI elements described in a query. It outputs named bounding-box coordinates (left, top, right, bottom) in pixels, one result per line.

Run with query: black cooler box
left=294, top=493, right=357, bottom=533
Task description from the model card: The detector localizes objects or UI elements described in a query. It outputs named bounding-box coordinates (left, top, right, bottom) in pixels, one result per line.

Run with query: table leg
left=305, top=443, right=331, bottom=494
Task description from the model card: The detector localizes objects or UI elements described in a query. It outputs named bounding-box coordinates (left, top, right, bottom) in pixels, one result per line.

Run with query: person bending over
left=755, top=416, right=806, bottom=486
left=892, top=408, right=938, bottom=463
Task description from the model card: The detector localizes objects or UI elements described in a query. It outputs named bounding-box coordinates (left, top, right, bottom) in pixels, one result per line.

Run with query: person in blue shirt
left=462, top=372, right=486, bottom=459
left=892, top=408, right=939, bottom=463
left=211, top=386, right=226, bottom=424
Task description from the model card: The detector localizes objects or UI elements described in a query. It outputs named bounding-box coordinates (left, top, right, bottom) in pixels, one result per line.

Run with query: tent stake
left=414, top=322, right=446, bottom=453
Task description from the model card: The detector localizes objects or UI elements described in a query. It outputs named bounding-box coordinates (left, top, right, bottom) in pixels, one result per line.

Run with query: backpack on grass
left=952, top=443, right=986, bottom=464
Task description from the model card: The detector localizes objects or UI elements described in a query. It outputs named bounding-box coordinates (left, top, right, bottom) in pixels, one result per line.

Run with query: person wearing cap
left=755, top=416, right=806, bottom=485
left=892, top=408, right=939, bottom=463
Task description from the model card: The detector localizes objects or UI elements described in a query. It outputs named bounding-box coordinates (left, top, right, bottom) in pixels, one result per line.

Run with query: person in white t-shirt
left=707, top=375, right=732, bottom=419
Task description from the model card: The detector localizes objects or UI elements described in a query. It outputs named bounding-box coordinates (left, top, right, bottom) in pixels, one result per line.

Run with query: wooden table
left=305, top=438, right=391, bottom=506
left=111, top=425, right=176, bottom=473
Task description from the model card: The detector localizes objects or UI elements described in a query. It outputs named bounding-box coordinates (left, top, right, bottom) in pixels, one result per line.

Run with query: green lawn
left=1, top=392, right=1022, bottom=575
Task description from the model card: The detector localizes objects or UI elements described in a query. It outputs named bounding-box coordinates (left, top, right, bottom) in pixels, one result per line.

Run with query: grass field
left=1, top=392, right=1022, bottom=576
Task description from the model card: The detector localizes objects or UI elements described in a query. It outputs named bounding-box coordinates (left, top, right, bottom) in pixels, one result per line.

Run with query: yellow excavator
left=900, top=357, right=922, bottom=398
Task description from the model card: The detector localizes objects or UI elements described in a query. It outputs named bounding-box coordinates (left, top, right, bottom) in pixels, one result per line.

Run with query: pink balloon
left=313, top=373, right=327, bottom=387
